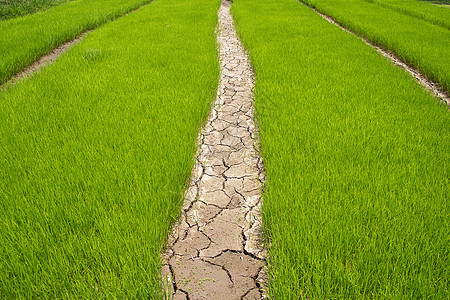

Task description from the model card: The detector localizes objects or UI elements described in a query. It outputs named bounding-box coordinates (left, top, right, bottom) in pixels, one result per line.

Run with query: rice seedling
left=368, top=0, right=450, bottom=29
left=0, top=0, right=154, bottom=84
left=298, top=0, right=450, bottom=93
left=0, top=0, right=220, bottom=297
left=232, top=0, right=449, bottom=298
left=0, top=0, right=74, bottom=20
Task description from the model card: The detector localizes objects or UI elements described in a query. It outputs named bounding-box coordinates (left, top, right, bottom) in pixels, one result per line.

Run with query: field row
left=370, top=0, right=450, bottom=29
left=0, top=0, right=74, bottom=21
left=1, top=0, right=449, bottom=298
left=0, top=0, right=154, bottom=84
left=0, top=0, right=220, bottom=297
left=300, top=0, right=450, bottom=93
left=231, top=0, right=449, bottom=297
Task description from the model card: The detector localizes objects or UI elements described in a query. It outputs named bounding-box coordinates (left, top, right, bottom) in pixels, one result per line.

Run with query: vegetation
left=0, top=0, right=74, bottom=20
left=0, top=0, right=220, bottom=297
left=0, top=0, right=153, bottom=84
left=419, top=0, right=450, bottom=5
left=298, top=0, right=450, bottom=93
left=232, top=0, right=449, bottom=298
left=368, top=0, right=450, bottom=29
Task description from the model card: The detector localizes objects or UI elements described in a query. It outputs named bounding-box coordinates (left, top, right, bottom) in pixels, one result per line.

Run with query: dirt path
left=302, top=2, right=450, bottom=106
left=162, top=1, right=267, bottom=299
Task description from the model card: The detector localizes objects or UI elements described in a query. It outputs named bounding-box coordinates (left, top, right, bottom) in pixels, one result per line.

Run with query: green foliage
left=419, top=0, right=450, bottom=4
left=0, top=0, right=154, bottom=84
left=232, top=0, right=449, bottom=298
left=299, top=0, right=450, bottom=93
left=0, top=0, right=220, bottom=297
left=368, top=0, right=450, bottom=29
left=0, top=0, right=74, bottom=20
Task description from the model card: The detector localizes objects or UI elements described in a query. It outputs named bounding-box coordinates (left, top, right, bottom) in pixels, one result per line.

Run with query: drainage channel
left=300, top=1, right=450, bottom=107
left=162, top=0, right=267, bottom=299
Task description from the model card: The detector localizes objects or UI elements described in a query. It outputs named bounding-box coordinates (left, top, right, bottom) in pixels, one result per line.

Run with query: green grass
left=368, top=0, right=450, bottom=29
left=298, top=0, right=450, bottom=93
left=0, top=0, right=220, bottom=297
left=0, top=0, right=155, bottom=85
left=0, top=0, right=74, bottom=20
left=419, top=0, right=450, bottom=4
left=232, top=0, right=449, bottom=298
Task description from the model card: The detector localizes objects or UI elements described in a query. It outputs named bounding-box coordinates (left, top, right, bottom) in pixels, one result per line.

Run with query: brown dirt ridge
left=162, top=1, right=268, bottom=299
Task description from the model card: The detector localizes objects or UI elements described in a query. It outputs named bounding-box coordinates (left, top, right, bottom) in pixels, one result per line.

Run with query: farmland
left=299, top=0, right=450, bottom=93
left=371, top=0, right=450, bottom=29
left=0, top=0, right=220, bottom=297
left=1, top=0, right=449, bottom=298
left=0, top=0, right=74, bottom=20
left=0, top=0, right=155, bottom=84
left=232, top=0, right=449, bottom=298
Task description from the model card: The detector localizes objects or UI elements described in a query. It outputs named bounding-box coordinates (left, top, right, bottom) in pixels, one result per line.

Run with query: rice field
left=1, top=0, right=448, bottom=298
left=232, top=0, right=449, bottom=298
left=371, top=0, right=450, bottom=29
left=299, top=0, right=450, bottom=93
left=0, top=0, right=219, bottom=297
left=0, top=0, right=155, bottom=84
left=0, top=0, right=75, bottom=20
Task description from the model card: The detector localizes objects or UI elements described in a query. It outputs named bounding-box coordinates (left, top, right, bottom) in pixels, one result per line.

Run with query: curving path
left=162, top=1, right=267, bottom=299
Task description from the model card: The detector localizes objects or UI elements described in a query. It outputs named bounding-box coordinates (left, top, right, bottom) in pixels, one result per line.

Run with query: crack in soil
left=162, top=0, right=267, bottom=299
left=299, top=1, right=449, bottom=106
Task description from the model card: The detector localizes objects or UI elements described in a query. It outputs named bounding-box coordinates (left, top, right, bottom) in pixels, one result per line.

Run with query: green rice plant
left=0, top=0, right=220, bottom=297
left=232, top=0, right=449, bottom=298
left=0, top=0, right=74, bottom=20
left=419, top=0, right=450, bottom=4
left=368, top=0, right=450, bottom=29
left=0, top=0, right=154, bottom=85
left=298, top=0, right=450, bottom=93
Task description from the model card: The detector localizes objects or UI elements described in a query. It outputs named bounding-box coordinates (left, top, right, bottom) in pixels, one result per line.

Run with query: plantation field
left=0, top=0, right=154, bottom=84
left=371, top=0, right=450, bottom=29
left=232, top=0, right=449, bottom=298
left=1, top=0, right=449, bottom=298
left=0, top=0, right=74, bottom=20
left=0, top=0, right=220, bottom=297
left=299, top=0, right=450, bottom=93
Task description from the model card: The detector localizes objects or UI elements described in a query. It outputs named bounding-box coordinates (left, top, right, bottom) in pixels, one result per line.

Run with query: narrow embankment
left=162, top=1, right=267, bottom=299
left=0, top=0, right=220, bottom=297
left=232, top=0, right=449, bottom=298
left=0, top=0, right=154, bottom=84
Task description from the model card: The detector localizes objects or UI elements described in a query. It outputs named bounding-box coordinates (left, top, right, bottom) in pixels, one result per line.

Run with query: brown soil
left=162, top=1, right=267, bottom=299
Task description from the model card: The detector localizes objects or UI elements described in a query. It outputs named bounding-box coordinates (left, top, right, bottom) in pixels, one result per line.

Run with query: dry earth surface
left=162, top=1, right=267, bottom=299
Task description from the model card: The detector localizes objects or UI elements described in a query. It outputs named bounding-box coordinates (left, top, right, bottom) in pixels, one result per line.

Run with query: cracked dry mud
left=162, top=1, right=267, bottom=299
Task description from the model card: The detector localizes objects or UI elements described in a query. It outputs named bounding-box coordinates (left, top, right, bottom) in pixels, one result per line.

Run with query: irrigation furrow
left=299, top=1, right=450, bottom=106
left=162, top=1, right=267, bottom=299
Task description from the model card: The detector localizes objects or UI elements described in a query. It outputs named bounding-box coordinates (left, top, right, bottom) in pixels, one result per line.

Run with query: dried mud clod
left=162, top=1, right=268, bottom=299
